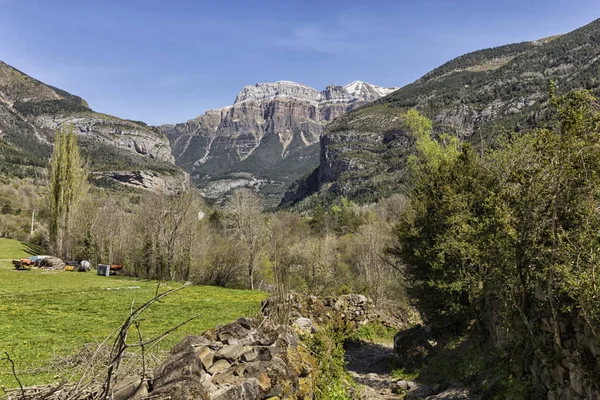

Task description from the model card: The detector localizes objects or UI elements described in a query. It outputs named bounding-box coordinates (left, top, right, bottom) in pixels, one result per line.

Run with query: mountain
left=160, top=80, right=398, bottom=206
left=284, top=18, right=600, bottom=208
left=0, top=61, right=187, bottom=193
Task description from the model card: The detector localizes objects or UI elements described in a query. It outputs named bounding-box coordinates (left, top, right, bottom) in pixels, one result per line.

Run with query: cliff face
left=0, top=61, right=186, bottom=193
left=286, top=18, right=600, bottom=208
left=161, top=80, right=398, bottom=205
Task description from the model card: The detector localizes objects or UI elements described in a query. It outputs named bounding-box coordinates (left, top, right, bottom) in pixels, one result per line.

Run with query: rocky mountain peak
left=320, top=85, right=353, bottom=102
left=343, top=80, right=399, bottom=102
left=232, top=80, right=399, bottom=106
left=163, top=78, right=398, bottom=205
left=234, top=81, right=320, bottom=104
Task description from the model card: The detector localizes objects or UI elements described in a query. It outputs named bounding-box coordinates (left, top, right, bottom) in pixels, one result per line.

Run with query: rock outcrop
left=0, top=60, right=187, bottom=193
left=161, top=80, right=398, bottom=205
left=32, top=114, right=173, bottom=163
left=93, top=170, right=189, bottom=194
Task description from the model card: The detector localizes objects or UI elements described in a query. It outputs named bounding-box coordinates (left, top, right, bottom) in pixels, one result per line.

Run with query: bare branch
left=2, top=353, right=25, bottom=400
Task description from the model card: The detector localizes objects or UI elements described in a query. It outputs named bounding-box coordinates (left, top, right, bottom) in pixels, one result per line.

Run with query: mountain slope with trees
left=0, top=61, right=186, bottom=192
left=286, top=17, right=600, bottom=208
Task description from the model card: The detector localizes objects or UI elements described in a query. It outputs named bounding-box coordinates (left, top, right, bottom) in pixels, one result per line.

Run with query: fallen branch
left=1, top=352, right=25, bottom=400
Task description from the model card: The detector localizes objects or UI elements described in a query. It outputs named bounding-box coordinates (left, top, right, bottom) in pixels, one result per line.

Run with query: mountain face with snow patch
left=160, top=80, right=397, bottom=205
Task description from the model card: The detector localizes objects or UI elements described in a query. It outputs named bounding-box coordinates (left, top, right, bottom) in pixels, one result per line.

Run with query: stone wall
left=262, top=293, right=418, bottom=330
left=530, top=314, right=599, bottom=400
left=133, top=317, right=316, bottom=400
left=113, top=294, right=418, bottom=400
left=489, top=305, right=600, bottom=400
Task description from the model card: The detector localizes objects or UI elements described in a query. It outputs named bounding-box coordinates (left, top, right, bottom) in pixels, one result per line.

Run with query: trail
left=345, top=340, right=401, bottom=399
left=345, top=340, right=480, bottom=399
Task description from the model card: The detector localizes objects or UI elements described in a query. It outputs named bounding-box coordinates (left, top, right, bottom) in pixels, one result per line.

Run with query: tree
left=136, top=191, right=202, bottom=281
left=48, top=124, right=89, bottom=258
left=226, top=189, right=267, bottom=290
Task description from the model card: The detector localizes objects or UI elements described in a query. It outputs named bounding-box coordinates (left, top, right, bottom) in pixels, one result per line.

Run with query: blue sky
left=1, top=0, right=599, bottom=125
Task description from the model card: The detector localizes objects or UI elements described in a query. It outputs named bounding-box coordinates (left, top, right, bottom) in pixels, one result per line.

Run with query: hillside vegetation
left=290, top=17, right=600, bottom=208
left=392, top=89, right=600, bottom=396
left=0, top=61, right=183, bottom=191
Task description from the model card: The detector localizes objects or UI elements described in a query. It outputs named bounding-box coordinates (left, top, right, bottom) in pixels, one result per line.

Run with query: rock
left=293, top=317, right=317, bottom=334
left=95, top=170, right=188, bottom=195
left=255, top=325, right=279, bottom=346
left=550, top=364, right=566, bottom=384
left=112, top=375, right=147, bottom=400
left=426, top=387, right=480, bottom=399
left=241, top=346, right=276, bottom=362
left=210, top=378, right=261, bottom=400
left=215, top=344, right=251, bottom=361
left=207, top=359, right=231, bottom=375
left=237, top=317, right=255, bottom=330
left=569, top=366, right=586, bottom=396
left=244, top=357, right=288, bottom=382
left=201, top=379, right=219, bottom=394
left=396, top=380, right=415, bottom=391
left=256, top=371, right=272, bottom=391
left=153, top=345, right=204, bottom=389
left=196, top=345, right=215, bottom=370
left=405, top=383, right=437, bottom=399
left=217, top=321, right=251, bottom=344
left=394, top=325, right=435, bottom=367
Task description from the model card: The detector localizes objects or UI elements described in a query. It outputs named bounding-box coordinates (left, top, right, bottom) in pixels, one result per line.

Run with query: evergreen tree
left=48, top=124, right=89, bottom=258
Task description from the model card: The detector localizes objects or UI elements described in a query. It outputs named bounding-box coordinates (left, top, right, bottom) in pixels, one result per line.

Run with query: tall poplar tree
left=49, top=124, right=89, bottom=258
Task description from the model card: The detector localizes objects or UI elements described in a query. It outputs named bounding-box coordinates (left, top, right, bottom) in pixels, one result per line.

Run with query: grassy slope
left=0, top=239, right=267, bottom=388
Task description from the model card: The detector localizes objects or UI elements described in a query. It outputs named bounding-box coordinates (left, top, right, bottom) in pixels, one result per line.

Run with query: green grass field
left=0, top=238, right=267, bottom=388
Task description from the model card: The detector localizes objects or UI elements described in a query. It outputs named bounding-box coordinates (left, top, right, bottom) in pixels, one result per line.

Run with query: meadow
left=0, top=239, right=267, bottom=388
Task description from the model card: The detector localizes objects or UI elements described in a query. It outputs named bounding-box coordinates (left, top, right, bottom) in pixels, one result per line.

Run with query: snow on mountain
left=233, top=80, right=398, bottom=105
left=344, top=80, right=399, bottom=101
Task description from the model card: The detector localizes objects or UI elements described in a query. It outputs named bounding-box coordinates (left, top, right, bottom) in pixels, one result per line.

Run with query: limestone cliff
left=0, top=61, right=186, bottom=193
left=161, top=80, right=398, bottom=205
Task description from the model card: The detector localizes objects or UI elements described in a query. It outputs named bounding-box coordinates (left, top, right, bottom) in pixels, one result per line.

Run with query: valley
left=1, top=6, right=600, bottom=400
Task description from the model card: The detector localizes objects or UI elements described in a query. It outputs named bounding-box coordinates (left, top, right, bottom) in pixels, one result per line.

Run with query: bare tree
left=136, top=192, right=202, bottom=281
left=225, top=189, right=266, bottom=290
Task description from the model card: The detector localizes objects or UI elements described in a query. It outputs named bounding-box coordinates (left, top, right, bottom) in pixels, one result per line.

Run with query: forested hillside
left=287, top=18, right=600, bottom=208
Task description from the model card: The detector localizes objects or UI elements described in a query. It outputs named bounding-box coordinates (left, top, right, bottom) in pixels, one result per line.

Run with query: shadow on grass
left=23, top=242, right=46, bottom=256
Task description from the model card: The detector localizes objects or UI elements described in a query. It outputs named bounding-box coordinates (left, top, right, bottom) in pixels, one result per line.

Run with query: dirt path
left=345, top=340, right=481, bottom=399
left=345, top=340, right=402, bottom=399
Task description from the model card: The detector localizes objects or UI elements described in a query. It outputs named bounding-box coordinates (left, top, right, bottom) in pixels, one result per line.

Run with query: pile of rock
left=125, top=317, right=316, bottom=400
left=262, top=293, right=418, bottom=331
left=262, top=294, right=372, bottom=328
left=393, top=325, right=435, bottom=368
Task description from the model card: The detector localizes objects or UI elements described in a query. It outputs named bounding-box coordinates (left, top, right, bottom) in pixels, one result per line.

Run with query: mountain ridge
left=283, top=18, right=600, bottom=208
left=161, top=79, right=398, bottom=205
left=0, top=61, right=187, bottom=193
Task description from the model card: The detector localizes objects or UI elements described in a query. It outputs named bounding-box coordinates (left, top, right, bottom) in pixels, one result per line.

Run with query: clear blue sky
left=1, top=0, right=599, bottom=125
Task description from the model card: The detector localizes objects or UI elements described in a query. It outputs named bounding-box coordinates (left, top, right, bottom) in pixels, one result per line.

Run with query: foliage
left=225, top=189, right=268, bottom=289
left=302, top=326, right=356, bottom=400
left=393, top=88, right=600, bottom=389
left=0, top=177, right=47, bottom=243
left=345, top=321, right=397, bottom=344
left=14, top=99, right=90, bottom=116
left=48, top=124, right=89, bottom=258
